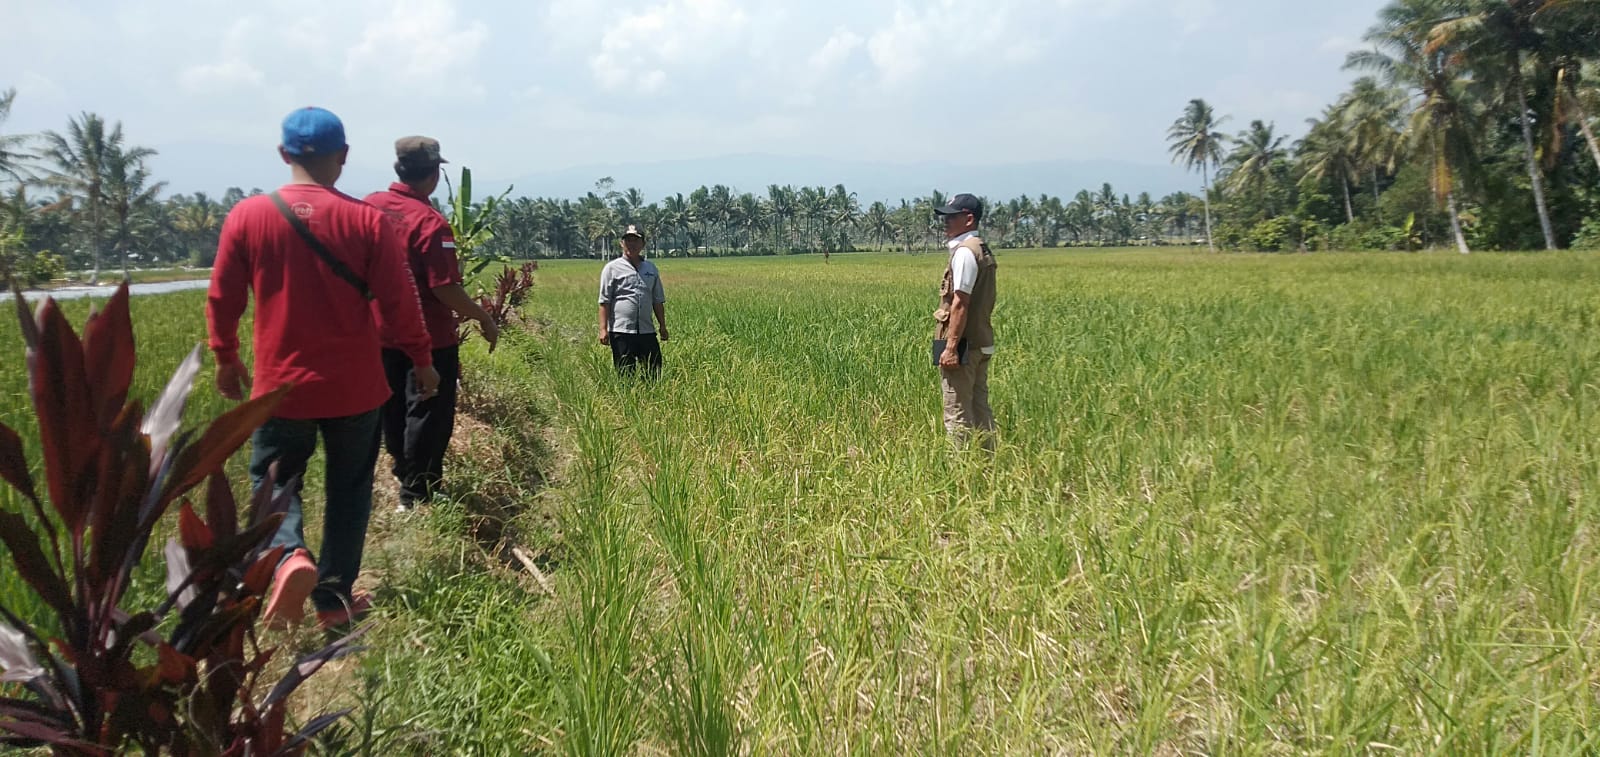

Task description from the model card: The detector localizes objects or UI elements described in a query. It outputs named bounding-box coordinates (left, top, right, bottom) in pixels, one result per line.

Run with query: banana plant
left=442, top=167, right=514, bottom=279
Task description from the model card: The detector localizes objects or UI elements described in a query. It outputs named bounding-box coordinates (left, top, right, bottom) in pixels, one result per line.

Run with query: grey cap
left=395, top=135, right=448, bottom=166
left=621, top=224, right=644, bottom=240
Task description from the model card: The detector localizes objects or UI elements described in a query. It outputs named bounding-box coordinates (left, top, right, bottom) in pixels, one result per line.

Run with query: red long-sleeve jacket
left=207, top=183, right=433, bottom=420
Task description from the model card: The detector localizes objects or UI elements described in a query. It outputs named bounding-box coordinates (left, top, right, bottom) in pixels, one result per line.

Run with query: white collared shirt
left=946, top=232, right=979, bottom=294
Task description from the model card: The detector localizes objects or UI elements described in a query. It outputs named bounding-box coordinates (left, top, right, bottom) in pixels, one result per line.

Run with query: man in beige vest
left=933, top=193, right=998, bottom=449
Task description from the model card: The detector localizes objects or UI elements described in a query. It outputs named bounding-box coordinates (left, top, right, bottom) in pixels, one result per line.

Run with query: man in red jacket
left=207, top=106, right=439, bottom=630
left=365, top=136, right=499, bottom=512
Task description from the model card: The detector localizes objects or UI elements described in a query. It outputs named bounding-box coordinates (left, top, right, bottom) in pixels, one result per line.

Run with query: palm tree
left=764, top=185, right=794, bottom=253
left=1168, top=98, right=1230, bottom=252
left=1543, top=4, right=1600, bottom=173
left=0, top=88, right=33, bottom=186
left=1551, top=57, right=1600, bottom=173
left=41, top=112, right=158, bottom=280
left=1068, top=190, right=1098, bottom=244
left=1298, top=108, right=1362, bottom=223
left=1429, top=0, right=1557, bottom=249
left=1341, top=77, right=1409, bottom=219
left=172, top=193, right=222, bottom=264
left=104, top=149, right=166, bottom=274
left=1348, top=0, right=1477, bottom=254
left=862, top=201, right=892, bottom=249
left=1223, top=120, right=1289, bottom=208
left=827, top=184, right=859, bottom=252
left=662, top=193, right=690, bottom=253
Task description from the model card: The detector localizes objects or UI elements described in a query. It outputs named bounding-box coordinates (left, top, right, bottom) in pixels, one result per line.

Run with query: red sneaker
left=263, top=549, right=317, bottom=629
left=317, top=591, right=373, bottom=631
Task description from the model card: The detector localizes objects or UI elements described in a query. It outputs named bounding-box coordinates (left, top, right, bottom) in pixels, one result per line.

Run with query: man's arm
left=939, top=291, right=970, bottom=368
left=421, top=217, right=497, bottom=350
left=368, top=221, right=439, bottom=397
left=598, top=304, right=611, bottom=345
left=207, top=213, right=251, bottom=400
left=434, top=283, right=499, bottom=351
left=652, top=268, right=667, bottom=341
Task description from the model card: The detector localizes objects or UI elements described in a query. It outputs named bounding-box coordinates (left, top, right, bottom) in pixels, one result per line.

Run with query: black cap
left=934, top=193, right=982, bottom=223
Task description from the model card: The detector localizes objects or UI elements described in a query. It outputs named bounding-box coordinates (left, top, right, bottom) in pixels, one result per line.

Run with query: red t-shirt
left=206, top=183, right=434, bottom=420
left=363, top=183, right=463, bottom=349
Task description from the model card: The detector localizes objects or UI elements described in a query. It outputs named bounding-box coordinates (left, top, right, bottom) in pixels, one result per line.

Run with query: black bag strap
left=268, top=191, right=373, bottom=301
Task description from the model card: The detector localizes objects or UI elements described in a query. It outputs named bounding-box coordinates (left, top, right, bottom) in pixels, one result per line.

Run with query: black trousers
left=381, top=345, right=461, bottom=506
left=609, top=332, right=662, bottom=377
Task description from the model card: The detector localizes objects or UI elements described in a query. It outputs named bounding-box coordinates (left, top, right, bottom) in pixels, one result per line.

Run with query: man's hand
left=939, top=346, right=962, bottom=369
left=658, top=325, right=669, bottom=343
left=478, top=317, right=501, bottom=353
left=599, top=330, right=610, bottom=346
left=416, top=364, right=442, bottom=400
left=216, top=359, right=251, bottom=401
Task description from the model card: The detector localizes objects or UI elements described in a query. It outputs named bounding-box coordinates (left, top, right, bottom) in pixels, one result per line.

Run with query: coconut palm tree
left=40, top=112, right=158, bottom=280
left=1429, top=0, right=1557, bottom=248
left=1341, top=77, right=1409, bottom=219
left=862, top=201, right=892, bottom=249
left=1168, top=98, right=1230, bottom=252
left=1298, top=108, right=1362, bottom=223
left=171, top=192, right=222, bottom=264
left=104, top=149, right=166, bottom=274
left=1543, top=3, right=1600, bottom=173
left=0, top=88, right=33, bottom=186
left=1348, top=0, right=1477, bottom=254
left=1224, top=120, right=1289, bottom=212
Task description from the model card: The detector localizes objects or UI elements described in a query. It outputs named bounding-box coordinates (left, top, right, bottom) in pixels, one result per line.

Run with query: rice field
left=5, top=248, right=1600, bottom=754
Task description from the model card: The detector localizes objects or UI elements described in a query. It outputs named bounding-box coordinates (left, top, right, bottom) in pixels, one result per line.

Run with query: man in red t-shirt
left=207, top=106, right=439, bottom=630
left=364, top=136, right=499, bottom=511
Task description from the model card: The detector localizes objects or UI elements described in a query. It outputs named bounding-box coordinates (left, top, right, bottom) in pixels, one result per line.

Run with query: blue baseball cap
left=281, top=107, right=347, bottom=157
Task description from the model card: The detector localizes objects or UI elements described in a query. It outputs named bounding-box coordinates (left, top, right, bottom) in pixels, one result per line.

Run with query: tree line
left=1170, top=0, right=1599, bottom=253
left=2, top=0, right=1598, bottom=282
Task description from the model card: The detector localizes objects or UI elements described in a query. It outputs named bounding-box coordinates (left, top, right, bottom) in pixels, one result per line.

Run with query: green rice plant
left=8, top=249, right=1600, bottom=753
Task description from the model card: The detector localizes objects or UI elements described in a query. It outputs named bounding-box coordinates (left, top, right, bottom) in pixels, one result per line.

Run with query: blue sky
left=1, top=0, right=1391, bottom=194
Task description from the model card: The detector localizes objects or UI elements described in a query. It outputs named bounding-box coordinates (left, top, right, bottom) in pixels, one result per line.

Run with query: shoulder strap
left=269, top=191, right=373, bottom=301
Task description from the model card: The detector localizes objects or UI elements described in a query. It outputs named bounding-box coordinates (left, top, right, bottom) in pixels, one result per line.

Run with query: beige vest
left=934, top=236, right=998, bottom=348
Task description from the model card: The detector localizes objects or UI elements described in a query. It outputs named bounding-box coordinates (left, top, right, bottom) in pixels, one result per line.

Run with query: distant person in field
left=598, top=224, right=669, bottom=377
left=932, top=193, right=998, bottom=449
left=364, top=136, right=500, bottom=513
left=207, top=106, right=439, bottom=631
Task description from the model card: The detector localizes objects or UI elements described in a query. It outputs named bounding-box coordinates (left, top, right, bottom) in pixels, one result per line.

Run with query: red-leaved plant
left=457, top=261, right=537, bottom=344
left=0, top=282, right=360, bottom=755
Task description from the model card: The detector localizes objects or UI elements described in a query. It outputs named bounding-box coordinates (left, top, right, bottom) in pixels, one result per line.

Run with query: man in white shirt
left=598, top=225, right=669, bottom=377
left=932, top=194, right=998, bottom=449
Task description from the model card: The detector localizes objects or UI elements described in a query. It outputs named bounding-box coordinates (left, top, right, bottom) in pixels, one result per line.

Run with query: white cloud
left=590, top=0, right=751, bottom=93
left=809, top=29, right=864, bottom=71
left=343, top=0, right=489, bottom=93
left=865, top=5, right=935, bottom=87
left=864, top=1, right=1042, bottom=89
left=180, top=60, right=265, bottom=94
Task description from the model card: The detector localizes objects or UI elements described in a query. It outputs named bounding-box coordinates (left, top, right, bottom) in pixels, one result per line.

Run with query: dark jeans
left=250, top=409, right=381, bottom=612
left=609, top=332, right=662, bottom=377
left=382, top=346, right=461, bottom=507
